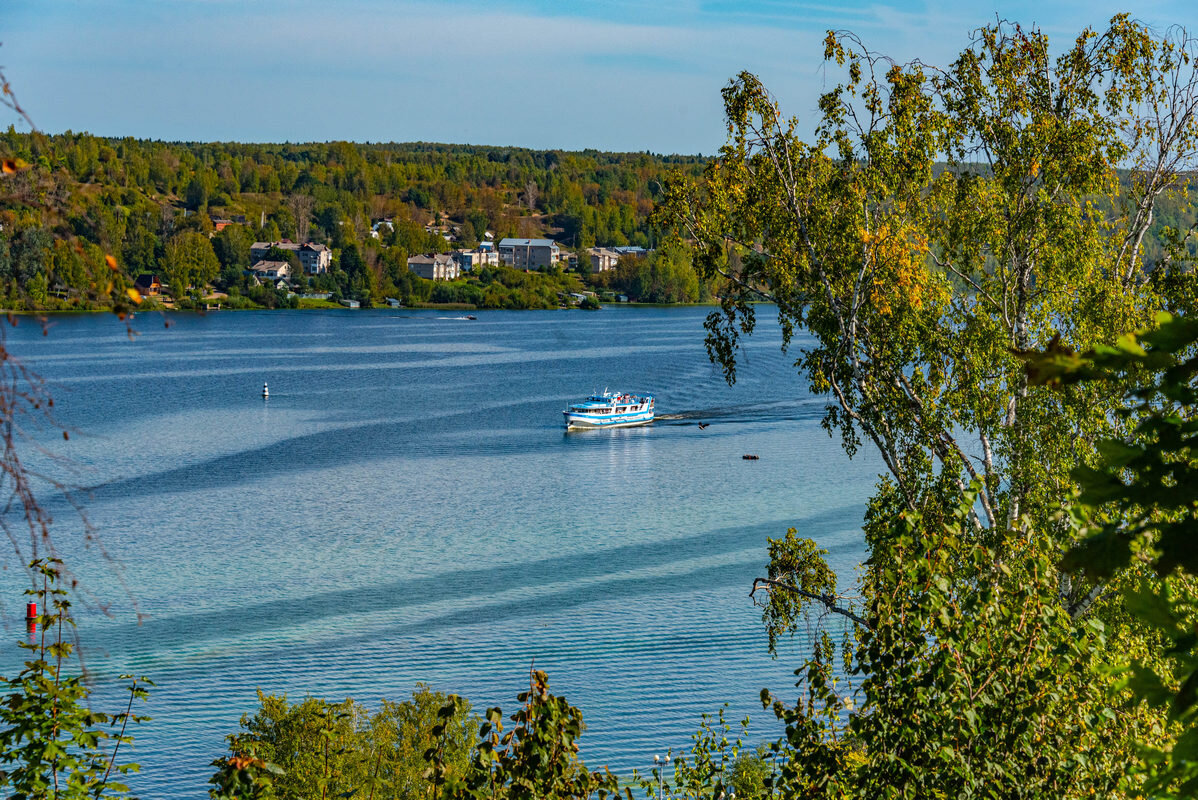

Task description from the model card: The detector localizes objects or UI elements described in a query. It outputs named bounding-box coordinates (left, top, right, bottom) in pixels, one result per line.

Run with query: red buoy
left=25, top=602, right=36, bottom=620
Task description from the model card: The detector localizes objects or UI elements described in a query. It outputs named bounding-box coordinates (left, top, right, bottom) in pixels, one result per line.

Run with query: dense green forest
left=1, top=129, right=1195, bottom=313
left=0, top=131, right=710, bottom=310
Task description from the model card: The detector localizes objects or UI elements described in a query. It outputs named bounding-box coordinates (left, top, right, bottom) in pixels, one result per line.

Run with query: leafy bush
left=214, top=685, right=474, bottom=800
left=0, top=560, right=150, bottom=799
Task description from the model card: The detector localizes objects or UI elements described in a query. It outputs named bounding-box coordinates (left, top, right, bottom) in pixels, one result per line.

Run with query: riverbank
left=7, top=299, right=713, bottom=315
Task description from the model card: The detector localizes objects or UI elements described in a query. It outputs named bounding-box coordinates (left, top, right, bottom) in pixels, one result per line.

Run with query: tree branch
left=750, top=577, right=871, bottom=629
left=1065, top=581, right=1107, bottom=620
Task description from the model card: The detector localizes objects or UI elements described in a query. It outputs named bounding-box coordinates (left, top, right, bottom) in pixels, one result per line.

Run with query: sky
left=3, top=0, right=1195, bottom=155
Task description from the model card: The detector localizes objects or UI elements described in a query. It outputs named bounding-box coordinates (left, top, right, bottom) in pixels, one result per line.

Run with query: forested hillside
left=3, top=128, right=1196, bottom=313
left=0, top=130, right=708, bottom=310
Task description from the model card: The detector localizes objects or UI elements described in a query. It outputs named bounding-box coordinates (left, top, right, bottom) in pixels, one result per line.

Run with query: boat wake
left=657, top=399, right=824, bottom=425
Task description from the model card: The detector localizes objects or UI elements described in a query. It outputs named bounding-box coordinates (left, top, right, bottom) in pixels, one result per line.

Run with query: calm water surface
left=0, top=307, right=878, bottom=797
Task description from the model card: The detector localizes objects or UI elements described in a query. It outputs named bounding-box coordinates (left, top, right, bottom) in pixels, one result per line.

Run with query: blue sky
left=3, top=1, right=1193, bottom=154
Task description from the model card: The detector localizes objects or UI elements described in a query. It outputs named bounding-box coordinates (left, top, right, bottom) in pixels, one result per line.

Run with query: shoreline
left=4, top=301, right=723, bottom=316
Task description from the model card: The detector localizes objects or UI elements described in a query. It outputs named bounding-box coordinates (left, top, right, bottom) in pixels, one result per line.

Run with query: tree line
left=0, top=132, right=709, bottom=310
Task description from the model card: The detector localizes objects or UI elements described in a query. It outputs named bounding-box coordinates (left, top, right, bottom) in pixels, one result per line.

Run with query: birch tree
left=654, top=18, right=1198, bottom=795
left=660, top=16, right=1198, bottom=573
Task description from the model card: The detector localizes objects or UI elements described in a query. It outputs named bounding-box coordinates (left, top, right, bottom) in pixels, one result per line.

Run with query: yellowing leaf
left=1, top=158, right=28, bottom=174
left=105, top=254, right=118, bottom=271
left=126, top=288, right=143, bottom=305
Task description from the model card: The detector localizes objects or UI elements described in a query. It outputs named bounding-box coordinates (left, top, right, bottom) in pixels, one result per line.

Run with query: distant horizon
left=4, top=129, right=712, bottom=160
left=7, top=1, right=1198, bottom=153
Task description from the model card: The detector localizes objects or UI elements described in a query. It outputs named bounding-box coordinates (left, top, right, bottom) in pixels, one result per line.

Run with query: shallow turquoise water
left=0, top=307, right=878, bottom=796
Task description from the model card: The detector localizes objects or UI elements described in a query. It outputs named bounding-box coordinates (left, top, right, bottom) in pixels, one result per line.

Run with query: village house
left=498, top=238, right=561, bottom=269
left=249, top=260, right=292, bottom=281
left=370, top=219, right=395, bottom=239
left=587, top=247, right=622, bottom=273
left=407, top=253, right=461, bottom=281
left=209, top=214, right=247, bottom=232
left=249, top=240, right=331, bottom=274
left=133, top=274, right=162, bottom=296
left=453, top=247, right=500, bottom=272
left=424, top=221, right=458, bottom=243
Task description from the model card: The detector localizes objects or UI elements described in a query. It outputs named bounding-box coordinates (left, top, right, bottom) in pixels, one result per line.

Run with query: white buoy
left=262, top=382, right=269, bottom=399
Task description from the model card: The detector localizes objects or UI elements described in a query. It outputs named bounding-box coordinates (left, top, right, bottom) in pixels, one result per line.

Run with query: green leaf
left=1095, top=439, right=1143, bottom=468
left=1061, top=526, right=1133, bottom=579
left=1142, top=315, right=1198, bottom=354
left=1113, top=332, right=1148, bottom=357
left=1174, top=726, right=1198, bottom=763
left=1123, top=584, right=1182, bottom=633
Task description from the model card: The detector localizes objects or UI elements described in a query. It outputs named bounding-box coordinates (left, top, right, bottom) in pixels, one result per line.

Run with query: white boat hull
left=563, top=390, right=655, bottom=431
left=564, top=411, right=654, bottom=430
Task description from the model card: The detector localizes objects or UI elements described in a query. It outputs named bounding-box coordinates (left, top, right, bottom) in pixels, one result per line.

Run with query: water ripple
left=0, top=308, right=876, bottom=797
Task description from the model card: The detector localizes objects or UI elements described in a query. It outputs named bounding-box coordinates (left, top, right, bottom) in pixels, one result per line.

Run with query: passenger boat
left=564, top=390, right=655, bottom=430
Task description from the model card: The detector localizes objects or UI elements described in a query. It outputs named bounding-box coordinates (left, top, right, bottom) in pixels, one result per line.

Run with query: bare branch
left=0, top=52, right=38, bottom=133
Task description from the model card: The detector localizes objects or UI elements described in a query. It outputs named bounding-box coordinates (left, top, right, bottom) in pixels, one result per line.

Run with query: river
left=0, top=306, right=878, bottom=796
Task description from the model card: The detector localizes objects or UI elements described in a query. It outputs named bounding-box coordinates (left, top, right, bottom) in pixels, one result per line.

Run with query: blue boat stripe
left=568, top=411, right=650, bottom=419
left=564, top=391, right=654, bottom=428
